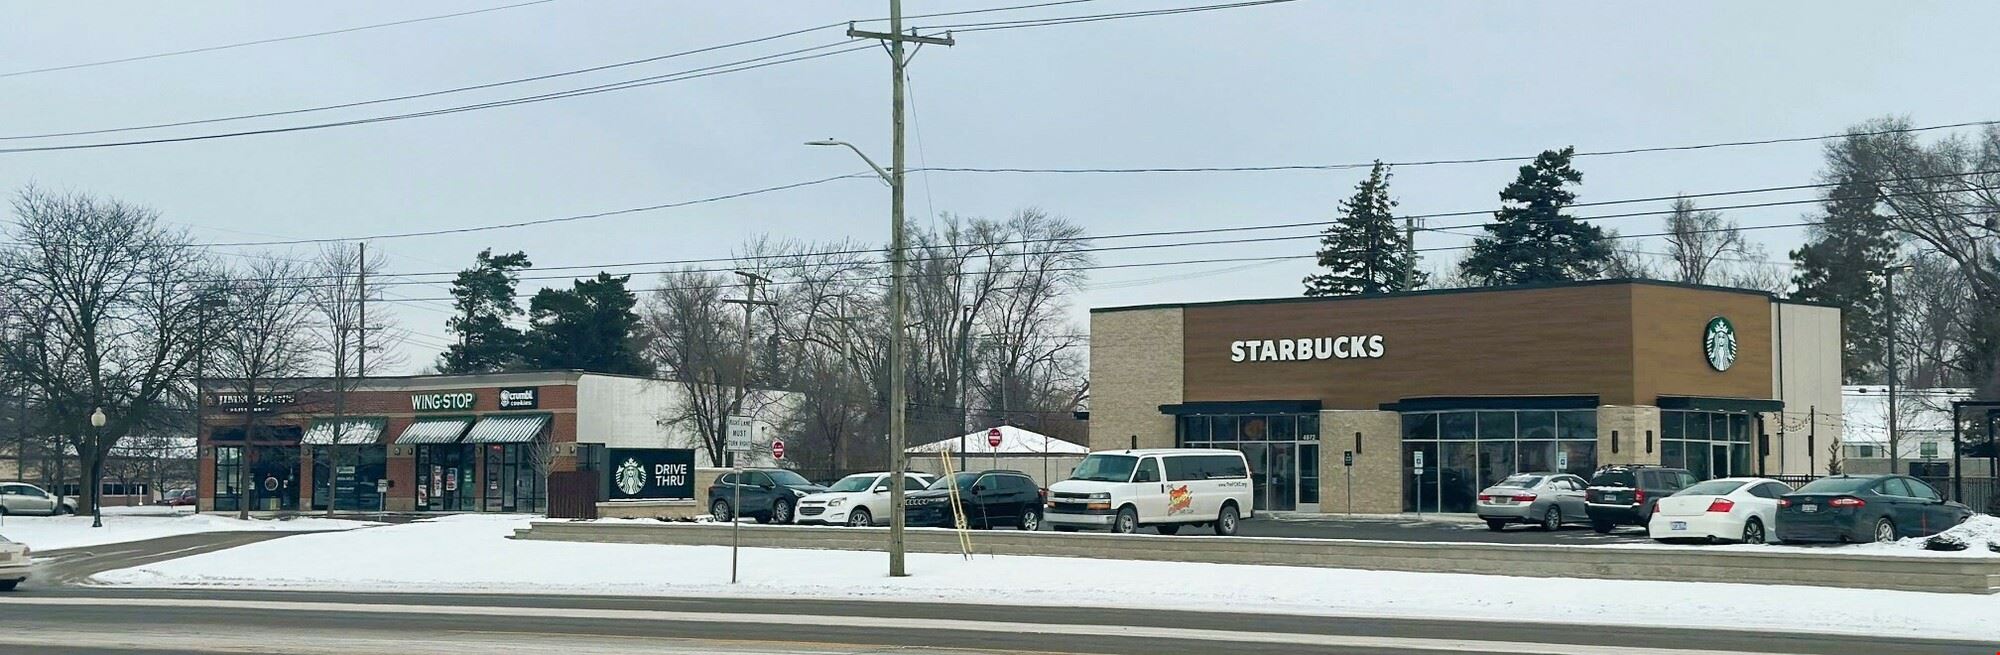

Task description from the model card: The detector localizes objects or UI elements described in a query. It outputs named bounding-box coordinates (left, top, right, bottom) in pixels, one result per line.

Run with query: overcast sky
left=4, top=1, right=1996, bottom=374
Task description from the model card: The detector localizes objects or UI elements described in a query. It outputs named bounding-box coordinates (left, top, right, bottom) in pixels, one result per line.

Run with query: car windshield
left=1797, top=477, right=1874, bottom=494
left=1590, top=470, right=1636, bottom=488
left=826, top=475, right=878, bottom=493
left=1497, top=474, right=1542, bottom=488
left=929, top=472, right=981, bottom=491
left=1676, top=480, right=1746, bottom=496
left=1069, top=454, right=1139, bottom=482
left=767, top=470, right=813, bottom=487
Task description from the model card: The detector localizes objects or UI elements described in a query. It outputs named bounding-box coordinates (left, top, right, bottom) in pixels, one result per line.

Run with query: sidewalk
left=1266, top=511, right=1483, bottom=524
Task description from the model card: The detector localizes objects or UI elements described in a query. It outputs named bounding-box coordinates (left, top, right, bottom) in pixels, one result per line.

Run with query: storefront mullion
left=1401, top=407, right=1600, bottom=513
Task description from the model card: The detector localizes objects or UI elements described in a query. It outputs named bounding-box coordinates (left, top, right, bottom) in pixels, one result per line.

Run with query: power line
left=922, top=0, right=1302, bottom=32
left=0, top=0, right=559, bottom=79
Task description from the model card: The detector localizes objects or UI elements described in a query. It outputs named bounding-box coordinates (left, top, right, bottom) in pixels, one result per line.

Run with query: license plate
left=1493, top=498, right=1512, bottom=505
left=1602, top=494, right=1622, bottom=503
left=1801, top=505, right=1818, bottom=513
left=1671, top=521, right=1687, bottom=531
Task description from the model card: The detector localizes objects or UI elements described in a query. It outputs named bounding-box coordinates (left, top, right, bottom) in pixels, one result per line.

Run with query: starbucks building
left=1087, top=279, right=1844, bottom=514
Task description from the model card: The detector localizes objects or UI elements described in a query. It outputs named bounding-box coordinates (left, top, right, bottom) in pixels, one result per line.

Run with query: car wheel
left=846, top=508, right=873, bottom=527
left=1017, top=509, right=1041, bottom=531
left=1213, top=503, right=1240, bottom=536
left=1112, top=507, right=1139, bottom=534
left=59, top=504, right=75, bottom=515
left=1741, top=518, right=1766, bottom=545
left=1485, top=519, right=1507, bottom=532
left=1591, top=520, right=1613, bottom=534
left=1873, top=517, right=1897, bottom=543
left=772, top=500, right=793, bottom=525
left=1541, top=506, right=1562, bottom=532
left=1156, top=524, right=1180, bottom=535
left=709, top=499, right=733, bottom=522
left=0, top=505, right=8, bottom=517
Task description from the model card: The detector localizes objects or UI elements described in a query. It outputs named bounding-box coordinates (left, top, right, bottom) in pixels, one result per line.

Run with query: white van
left=1045, top=449, right=1254, bottom=535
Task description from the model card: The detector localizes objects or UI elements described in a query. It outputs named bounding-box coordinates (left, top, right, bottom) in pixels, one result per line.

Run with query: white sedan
left=1647, top=477, right=1793, bottom=544
left=0, top=533, right=29, bottom=591
left=795, top=472, right=935, bottom=527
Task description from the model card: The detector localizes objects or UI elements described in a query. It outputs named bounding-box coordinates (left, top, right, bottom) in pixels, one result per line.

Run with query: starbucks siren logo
left=1703, top=316, right=1738, bottom=371
left=615, top=457, right=647, bottom=495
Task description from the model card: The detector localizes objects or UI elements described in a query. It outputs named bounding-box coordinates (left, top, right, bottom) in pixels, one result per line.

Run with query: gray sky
left=4, top=1, right=1996, bottom=374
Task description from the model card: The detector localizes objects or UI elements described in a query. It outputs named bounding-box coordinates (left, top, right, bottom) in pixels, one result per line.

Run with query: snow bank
left=92, top=516, right=2000, bottom=641
left=0, top=513, right=376, bottom=551
left=1850, top=514, right=2000, bottom=556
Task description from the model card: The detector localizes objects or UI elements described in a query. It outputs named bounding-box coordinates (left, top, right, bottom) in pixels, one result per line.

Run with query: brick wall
left=1088, top=308, right=1183, bottom=451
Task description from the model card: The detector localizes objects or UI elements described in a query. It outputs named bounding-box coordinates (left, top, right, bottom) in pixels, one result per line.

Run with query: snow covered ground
left=92, top=514, right=2000, bottom=641
left=0, top=512, right=376, bottom=551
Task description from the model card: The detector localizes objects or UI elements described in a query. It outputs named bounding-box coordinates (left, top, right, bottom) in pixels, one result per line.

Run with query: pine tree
left=1303, top=161, right=1426, bottom=296
left=1789, top=173, right=1896, bottom=383
left=1457, top=147, right=1612, bottom=285
left=525, top=272, right=654, bottom=375
left=439, top=249, right=532, bottom=373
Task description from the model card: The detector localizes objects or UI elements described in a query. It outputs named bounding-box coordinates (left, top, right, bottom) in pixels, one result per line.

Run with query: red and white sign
left=771, top=439, right=786, bottom=461
left=987, top=427, right=1004, bottom=448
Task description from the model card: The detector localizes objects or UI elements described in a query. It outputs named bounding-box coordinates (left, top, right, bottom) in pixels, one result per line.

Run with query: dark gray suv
left=1584, top=465, right=1697, bottom=533
left=707, top=469, right=826, bottom=524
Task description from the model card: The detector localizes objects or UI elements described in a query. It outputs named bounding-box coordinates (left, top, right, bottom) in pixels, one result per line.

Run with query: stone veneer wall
left=1318, top=410, right=1403, bottom=514
left=1088, top=308, right=1184, bottom=451
left=1598, top=405, right=1662, bottom=468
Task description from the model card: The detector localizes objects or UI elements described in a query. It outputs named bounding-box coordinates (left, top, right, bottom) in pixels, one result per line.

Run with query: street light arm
left=806, top=139, right=892, bottom=186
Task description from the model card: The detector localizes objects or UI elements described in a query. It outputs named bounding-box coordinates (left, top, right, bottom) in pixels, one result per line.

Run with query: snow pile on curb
left=1852, top=514, right=2000, bottom=555
left=90, top=515, right=2000, bottom=641
left=0, top=513, right=377, bottom=551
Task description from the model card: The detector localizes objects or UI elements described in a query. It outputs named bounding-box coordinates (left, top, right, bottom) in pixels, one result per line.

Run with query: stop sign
left=771, top=439, right=786, bottom=460
left=986, top=427, right=1003, bottom=448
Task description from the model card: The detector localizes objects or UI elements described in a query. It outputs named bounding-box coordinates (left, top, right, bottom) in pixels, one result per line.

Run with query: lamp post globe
left=89, top=407, right=107, bottom=528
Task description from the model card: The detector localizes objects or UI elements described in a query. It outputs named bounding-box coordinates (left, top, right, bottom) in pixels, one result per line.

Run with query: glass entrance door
left=1711, top=443, right=1731, bottom=478
left=1297, top=443, right=1320, bottom=512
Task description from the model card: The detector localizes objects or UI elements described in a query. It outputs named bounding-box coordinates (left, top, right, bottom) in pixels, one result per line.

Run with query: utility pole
left=1885, top=264, right=1911, bottom=474
left=957, top=305, right=972, bottom=474
left=850, top=0, right=952, bottom=579
left=356, top=243, right=368, bottom=378
left=723, top=271, right=777, bottom=467
left=1402, top=217, right=1418, bottom=291
left=326, top=322, right=347, bottom=517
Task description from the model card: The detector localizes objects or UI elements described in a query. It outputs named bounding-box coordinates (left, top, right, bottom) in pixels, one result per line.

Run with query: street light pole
left=90, top=406, right=107, bottom=528
left=1884, top=263, right=1912, bottom=474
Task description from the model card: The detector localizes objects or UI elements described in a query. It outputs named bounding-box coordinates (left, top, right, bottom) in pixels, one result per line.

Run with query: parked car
left=904, top=470, right=1044, bottom=530
left=1585, top=465, right=1696, bottom=533
left=1776, top=474, right=1972, bottom=544
left=0, top=483, right=76, bottom=516
left=1647, top=477, right=1791, bottom=544
left=1475, top=472, right=1589, bottom=532
left=0, top=534, right=27, bottom=591
left=155, top=488, right=196, bottom=507
left=1045, top=449, right=1254, bottom=536
left=795, top=472, right=935, bottom=527
left=706, top=469, right=827, bottom=524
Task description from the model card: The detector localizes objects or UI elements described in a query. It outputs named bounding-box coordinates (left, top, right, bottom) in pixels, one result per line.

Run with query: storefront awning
left=1656, top=396, right=1784, bottom=413
left=1158, top=400, right=1321, bottom=415
left=301, top=417, right=387, bottom=446
left=1380, top=396, right=1600, bottom=412
left=463, top=414, right=550, bottom=444
left=395, top=417, right=473, bottom=445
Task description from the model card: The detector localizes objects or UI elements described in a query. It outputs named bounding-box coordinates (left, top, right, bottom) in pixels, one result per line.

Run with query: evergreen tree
left=1457, top=147, right=1612, bottom=285
left=438, top=249, right=531, bottom=373
left=1789, top=173, right=1896, bottom=383
left=1302, top=161, right=1425, bottom=296
left=525, top=272, right=654, bottom=375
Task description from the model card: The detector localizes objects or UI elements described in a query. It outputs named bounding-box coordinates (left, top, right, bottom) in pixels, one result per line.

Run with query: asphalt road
left=4, top=531, right=1988, bottom=655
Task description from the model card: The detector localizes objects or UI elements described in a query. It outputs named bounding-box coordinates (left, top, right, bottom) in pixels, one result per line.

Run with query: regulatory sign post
left=725, top=415, right=753, bottom=584
left=771, top=439, right=786, bottom=461
left=1413, top=450, right=1426, bottom=520
left=1557, top=450, right=1569, bottom=473
left=986, top=427, right=1003, bottom=472
left=1342, top=450, right=1354, bottom=516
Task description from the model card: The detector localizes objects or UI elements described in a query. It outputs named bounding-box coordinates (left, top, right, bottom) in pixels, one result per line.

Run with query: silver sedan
left=1476, top=473, right=1590, bottom=531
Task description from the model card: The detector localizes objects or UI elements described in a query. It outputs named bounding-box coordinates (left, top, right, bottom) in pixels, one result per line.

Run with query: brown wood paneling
left=1630, top=284, right=1773, bottom=402
left=1176, top=282, right=1782, bottom=409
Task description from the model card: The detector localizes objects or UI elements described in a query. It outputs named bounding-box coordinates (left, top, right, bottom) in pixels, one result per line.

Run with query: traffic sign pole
left=726, top=415, right=752, bottom=585
left=1342, top=450, right=1354, bottom=516
left=987, top=427, right=1002, bottom=472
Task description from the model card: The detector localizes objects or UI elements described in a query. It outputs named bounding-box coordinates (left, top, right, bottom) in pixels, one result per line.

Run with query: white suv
left=795, top=472, right=935, bottom=527
left=1046, top=449, right=1254, bottom=535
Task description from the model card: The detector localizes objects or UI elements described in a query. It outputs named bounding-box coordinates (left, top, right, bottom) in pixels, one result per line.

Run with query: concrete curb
left=513, top=520, right=2000, bottom=595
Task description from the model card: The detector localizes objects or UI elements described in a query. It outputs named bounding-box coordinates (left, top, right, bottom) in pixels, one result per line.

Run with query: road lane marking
left=0, top=596, right=1811, bottom=655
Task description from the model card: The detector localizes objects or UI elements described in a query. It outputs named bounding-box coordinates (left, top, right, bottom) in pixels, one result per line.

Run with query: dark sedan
left=706, top=469, right=826, bottom=524
left=1776, top=474, right=1971, bottom=544
left=904, top=470, right=1044, bottom=530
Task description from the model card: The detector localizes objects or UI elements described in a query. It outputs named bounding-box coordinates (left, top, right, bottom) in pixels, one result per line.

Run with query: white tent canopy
left=906, top=425, right=1089, bottom=455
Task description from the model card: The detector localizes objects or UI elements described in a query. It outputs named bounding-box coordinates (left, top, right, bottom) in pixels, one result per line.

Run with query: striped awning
left=463, top=414, right=550, bottom=444
left=301, top=418, right=387, bottom=446
left=395, top=418, right=473, bottom=445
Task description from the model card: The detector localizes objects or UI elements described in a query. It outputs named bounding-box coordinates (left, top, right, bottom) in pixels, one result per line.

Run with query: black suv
left=707, top=468, right=826, bottom=524
left=1584, top=465, right=1696, bottom=533
left=904, top=470, right=1045, bottom=530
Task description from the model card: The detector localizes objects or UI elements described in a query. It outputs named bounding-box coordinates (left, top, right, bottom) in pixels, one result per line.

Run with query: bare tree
left=211, top=257, right=322, bottom=518
left=1662, top=197, right=1749, bottom=285
left=1601, top=229, right=1658, bottom=280
left=0, top=187, right=217, bottom=517
left=1891, top=250, right=1976, bottom=388
left=1726, top=242, right=1792, bottom=295
left=307, top=243, right=402, bottom=515
left=643, top=269, right=751, bottom=467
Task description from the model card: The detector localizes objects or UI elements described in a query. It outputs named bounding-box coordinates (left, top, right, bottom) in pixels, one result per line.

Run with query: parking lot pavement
left=1231, top=514, right=1656, bottom=544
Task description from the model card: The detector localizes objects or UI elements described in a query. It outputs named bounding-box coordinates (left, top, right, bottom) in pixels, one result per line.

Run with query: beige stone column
left=1088, top=308, right=1183, bottom=451
left=1597, top=405, right=1661, bottom=469
left=1318, top=410, right=1402, bottom=514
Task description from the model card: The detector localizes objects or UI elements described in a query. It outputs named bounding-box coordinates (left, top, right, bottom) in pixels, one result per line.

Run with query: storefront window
left=1174, top=412, right=1318, bottom=511
left=1439, top=412, right=1476, bottom=440
left=1403, top=413, right=1437, bottom=440
left=1401, top=408, right=1599, bottom=513
left=1477, top=412, right=1514, bottom=440
left=214, top=446, right=242, bottom=512
left=1210, top=416, right=1238, bottom=443
left=1660, top=410, right=1757, bottom=479
left=1518, top=411, right=1557, bottom=439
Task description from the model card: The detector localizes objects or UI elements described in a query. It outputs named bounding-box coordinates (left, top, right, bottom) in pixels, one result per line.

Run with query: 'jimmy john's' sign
left=1229, top=335, right=1385, bottom=362
left=412, top=392, right=476, bottom=412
